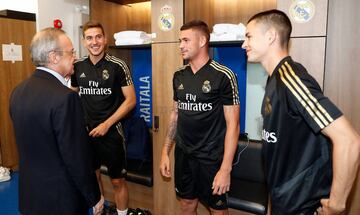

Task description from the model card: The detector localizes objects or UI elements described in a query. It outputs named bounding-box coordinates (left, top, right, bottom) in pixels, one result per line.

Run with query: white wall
left=245, top=63, right=267, bottom=140
left=37, top=0, right=89, bottom=57
left=0, top=0, right=37, bottom=13
left=1, top=0, right=89, bottom=58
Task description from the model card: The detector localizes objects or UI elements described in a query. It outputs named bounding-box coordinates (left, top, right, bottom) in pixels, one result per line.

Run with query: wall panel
left=325, top=0, right=360, bottom=214
left=91, top=0, right=151, bottom=45
left=185, top=0, right=276, bottom=28
left=289, top=37, right=326, bottom=87
left=0, top=16, right=36, bottom=168
left=151, top=43, right=182, bottom=215
left=277, top=0, right=327, bottom=37
left=325, top=0, right=360, bottom=131
left=151, top=0, right=183, bottom=213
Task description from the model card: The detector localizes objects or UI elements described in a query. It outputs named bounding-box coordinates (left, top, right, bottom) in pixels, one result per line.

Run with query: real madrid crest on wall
left=158, top=5, right=175, bottom=32
left=102, top=69, right=109, bottom=80
left=289, top=0, right=315, bottom=23
left=202, top=80, right=211, bottom=93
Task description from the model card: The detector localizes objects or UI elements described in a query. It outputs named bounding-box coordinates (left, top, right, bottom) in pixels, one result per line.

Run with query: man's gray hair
left=30, top=28, right=66, bottom=66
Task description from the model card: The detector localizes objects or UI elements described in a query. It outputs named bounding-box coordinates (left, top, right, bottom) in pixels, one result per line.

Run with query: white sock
left=117, top=208, right=128, bottom=215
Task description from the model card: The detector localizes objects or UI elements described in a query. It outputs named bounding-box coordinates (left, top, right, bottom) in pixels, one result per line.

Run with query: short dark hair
left=82, top=21, right=105, bottom=37
left=180, top=20, right=210, bottom=44
left=248, top=9, right=292, bottom=49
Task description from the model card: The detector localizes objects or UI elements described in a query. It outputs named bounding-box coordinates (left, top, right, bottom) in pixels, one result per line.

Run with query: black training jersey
left=71, top=53, right=133, bottom=128
left=261, top=56, right=342, bottom=214
left=173, top=59, right=239, bottom=164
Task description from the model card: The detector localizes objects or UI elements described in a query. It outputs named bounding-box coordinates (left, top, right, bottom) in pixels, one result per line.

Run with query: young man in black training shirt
left=160, top=20, right=240, bottom=215
left=242, top=9, right=360, bottom=214
left=71, top=21, right=136, bottom=215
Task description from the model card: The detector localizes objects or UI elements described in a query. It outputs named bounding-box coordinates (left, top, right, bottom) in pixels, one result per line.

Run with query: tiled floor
left=0, top=172, right=95, bottom=215
left=0, top=171, right=21, bottom=215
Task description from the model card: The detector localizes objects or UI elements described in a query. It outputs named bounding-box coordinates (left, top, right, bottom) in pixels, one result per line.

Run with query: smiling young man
left=71, top=21, right=136, bottom=215
left=160, top=20, right=240, bottom=215
left=242, top=9, right=360, bottom=215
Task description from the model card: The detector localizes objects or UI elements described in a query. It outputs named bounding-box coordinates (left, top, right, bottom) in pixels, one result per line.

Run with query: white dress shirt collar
left=37, top=67, right=68, bottom=86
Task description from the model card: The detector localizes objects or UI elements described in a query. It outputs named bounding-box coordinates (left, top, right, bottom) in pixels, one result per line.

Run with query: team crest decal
left=102, top=69, right=109, bottom=80
left=289, top=0, right=315, bottom=23
left=202, top=80, right=211, bottom=93
left=158, top=5, right=175, bottom=32
left=264, top=96, right=272, bottom=115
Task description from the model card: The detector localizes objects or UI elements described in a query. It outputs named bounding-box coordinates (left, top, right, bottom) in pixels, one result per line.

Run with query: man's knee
left=180, top=199, right=198, bottom=212
left=111, top=178, right=126, bottom=190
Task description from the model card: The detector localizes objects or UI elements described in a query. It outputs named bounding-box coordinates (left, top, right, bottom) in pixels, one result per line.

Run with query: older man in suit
left=9, top=28, right=104, bottom=215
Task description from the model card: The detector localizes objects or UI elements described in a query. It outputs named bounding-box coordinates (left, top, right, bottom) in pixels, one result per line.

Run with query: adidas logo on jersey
left=178, top=84, right=184, bottom=90
left=79, top=73, right=86, bottom=78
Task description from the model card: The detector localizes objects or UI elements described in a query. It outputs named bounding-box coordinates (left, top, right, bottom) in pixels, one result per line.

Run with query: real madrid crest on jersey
left=264, top=96, right=272, bottom=115
left=202, top=80, right=211, bottom=93
left=102, top=69, right=109, bottom=80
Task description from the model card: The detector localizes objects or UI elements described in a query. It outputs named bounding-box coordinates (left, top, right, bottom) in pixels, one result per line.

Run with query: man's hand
left=160, top=153, right=171, bottom=178
left=316, top=199, right=345, bottom=215
left=212, top=168, right=231, bottom=195
left=93, top=195, right=104, bottom=215
left=89, top=122, right=110, bottom=137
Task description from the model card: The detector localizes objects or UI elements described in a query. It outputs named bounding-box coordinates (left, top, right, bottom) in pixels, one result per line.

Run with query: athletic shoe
left=101, top=205, right=117, bottom=215
left=135, top=208, right=151, bottom=215
left=127, top=208, right=136, bottom=215
left=0, top=166, right=10, bottom=182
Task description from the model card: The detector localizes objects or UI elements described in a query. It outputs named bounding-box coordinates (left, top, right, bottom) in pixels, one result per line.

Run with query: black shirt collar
left=185, top=58, right=212, bottom=74
left=272, top=56, right=292, bottom=77
left=86, top=52, right=108, bottom=67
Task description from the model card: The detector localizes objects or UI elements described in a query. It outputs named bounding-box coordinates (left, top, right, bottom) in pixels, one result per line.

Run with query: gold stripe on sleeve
left=105, top=54, right=133, bottom=86
left=210, top=61, right=240, bottom=105
left=284, top=62, right=334, bottom=124
left=279, top=66, right=325, bottom=129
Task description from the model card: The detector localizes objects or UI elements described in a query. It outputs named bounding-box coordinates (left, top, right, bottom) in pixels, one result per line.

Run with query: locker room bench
left=228, top=139, right=268, bottom=215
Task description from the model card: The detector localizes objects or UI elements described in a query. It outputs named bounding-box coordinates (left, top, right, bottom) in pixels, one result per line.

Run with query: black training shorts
left=174, top=146, right=228, bottom=210
left=90, top=122, right=127, bottom=179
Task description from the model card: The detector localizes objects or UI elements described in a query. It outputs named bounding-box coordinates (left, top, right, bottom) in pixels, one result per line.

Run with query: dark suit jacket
left=9, top=69, right=101, bottom=215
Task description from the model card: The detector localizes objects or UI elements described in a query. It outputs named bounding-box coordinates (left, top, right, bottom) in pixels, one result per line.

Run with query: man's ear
left=266, top=28, right=277, bottom=46
left=48, top=51, right=60, bottom=64
left=199, top=34, right=207, bottom=47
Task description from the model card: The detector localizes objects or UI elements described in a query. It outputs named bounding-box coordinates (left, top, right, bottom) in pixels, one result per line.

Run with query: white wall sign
left=2, top=43, right=23, bottom=63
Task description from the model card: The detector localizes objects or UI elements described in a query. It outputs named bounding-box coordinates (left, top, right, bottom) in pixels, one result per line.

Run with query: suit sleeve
left=52, top=91, right=100, bottom=207
left=71, top=63, right=79, bottom=87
